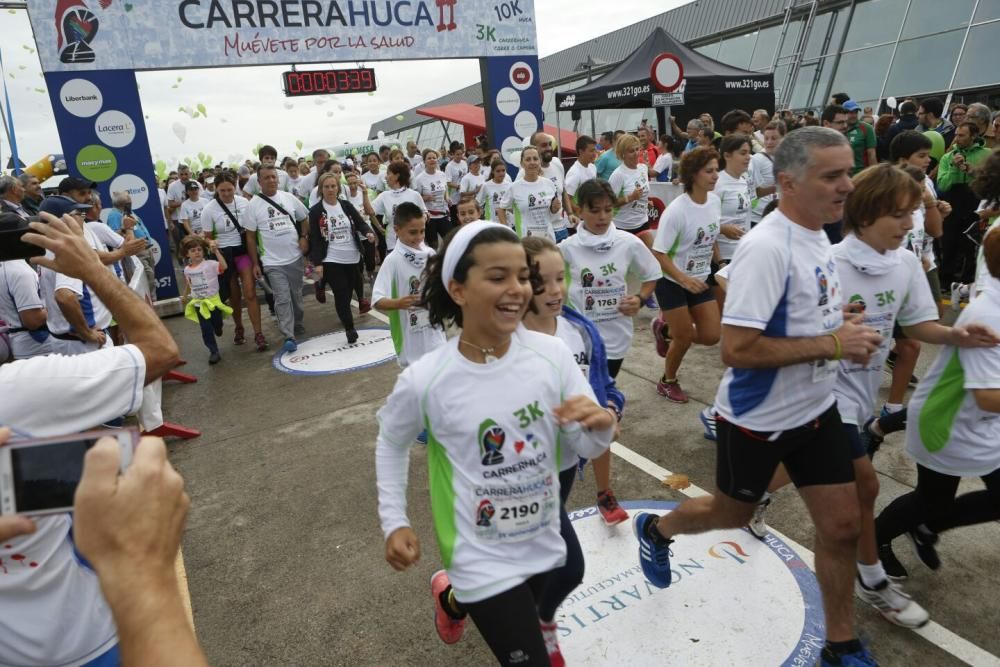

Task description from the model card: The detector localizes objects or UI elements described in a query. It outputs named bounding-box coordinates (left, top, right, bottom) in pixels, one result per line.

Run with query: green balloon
left=923, top=130, right=945, bottom=161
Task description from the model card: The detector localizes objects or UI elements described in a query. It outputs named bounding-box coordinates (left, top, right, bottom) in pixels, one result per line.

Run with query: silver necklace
left=459, top=337, right=502, bottom=364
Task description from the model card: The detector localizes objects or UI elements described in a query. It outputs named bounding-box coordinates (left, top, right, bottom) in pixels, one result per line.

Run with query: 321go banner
left=27, top=0, right=538, bottom=73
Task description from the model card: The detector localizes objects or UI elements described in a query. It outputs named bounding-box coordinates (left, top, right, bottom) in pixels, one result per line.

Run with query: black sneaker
left=208, top=350, right=222, bottom=365
left=860, top=417, right=884, bottom=458
left=347, top=328, right=359, bottom=344
left=878, top=542, right=908, bottom=580
left=907, top=525, right=941, bottom=570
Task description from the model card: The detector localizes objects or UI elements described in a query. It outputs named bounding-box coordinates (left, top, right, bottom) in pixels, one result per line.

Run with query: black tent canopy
left=555, top=27, right=775, bottom=130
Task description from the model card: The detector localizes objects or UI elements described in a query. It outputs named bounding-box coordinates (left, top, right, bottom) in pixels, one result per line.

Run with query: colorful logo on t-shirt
left=478, top=418, right=506, bottom=466
left=476, top=499, right=496, bottom=527
left=581, top=268, right=595, bottom=287
left=408, top=275, right=421, bottom=295
left=815, top=267, right=829, bottom=306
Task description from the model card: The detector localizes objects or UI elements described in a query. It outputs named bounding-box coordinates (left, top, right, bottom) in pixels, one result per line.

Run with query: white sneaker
left=950, top=282, right=964, bottom=312
left=854, top=576, right=930, bottom=629
left=748, top=497, right=770, bottom=539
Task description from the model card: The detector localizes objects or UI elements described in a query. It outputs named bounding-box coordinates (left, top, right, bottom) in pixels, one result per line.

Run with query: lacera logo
left=55, top=0, right=105, bottom=64
left=708, top=541, right=750, bottom=564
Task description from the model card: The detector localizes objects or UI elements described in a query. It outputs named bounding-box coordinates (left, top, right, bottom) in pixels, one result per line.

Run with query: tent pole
left=557, top=110, right=563, bottom=162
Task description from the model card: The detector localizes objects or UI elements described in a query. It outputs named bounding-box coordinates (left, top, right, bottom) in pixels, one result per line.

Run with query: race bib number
left=474, top=473, right=557, bottom=543
left=188, top=272, right=213, bottom=299
left=582, top=284, right=626, bottom=322
left=268, top=215, right=295, bottom=234
left=407, top=307, right=430, bottom=332
left=686, top=246, right=713, bottom=277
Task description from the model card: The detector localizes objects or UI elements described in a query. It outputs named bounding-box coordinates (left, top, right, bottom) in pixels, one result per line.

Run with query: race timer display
left=282, top=68, right=376, bottom=97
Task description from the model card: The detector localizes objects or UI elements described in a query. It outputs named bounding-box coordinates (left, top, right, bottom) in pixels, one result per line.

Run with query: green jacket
left=937, top=139, right=991, bottom=192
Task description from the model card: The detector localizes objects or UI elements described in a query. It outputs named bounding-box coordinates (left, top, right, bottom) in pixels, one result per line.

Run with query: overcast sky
left=0, top=1, right=685, bottom=171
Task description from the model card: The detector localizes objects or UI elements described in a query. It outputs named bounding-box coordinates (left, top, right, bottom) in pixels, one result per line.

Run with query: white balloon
left=172, top=122, right=187, bottom=144
left=887, top=96, right=898, bottom=109
left=377, top=130, right=386, bottom=140
left=284, top=102, right=294, bottom=110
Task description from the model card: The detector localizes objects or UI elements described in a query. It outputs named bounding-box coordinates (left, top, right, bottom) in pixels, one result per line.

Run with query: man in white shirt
left=297, top=148, right=330, bottom=201
left=243, top=165, right=309, bottom=353
left=242, top=145, right=290, bottom=197
left=563, top=134, right=598, bottom=229
left=406, top=140, right=424, bottom=176
left=633, top=128, right=884, bottom=666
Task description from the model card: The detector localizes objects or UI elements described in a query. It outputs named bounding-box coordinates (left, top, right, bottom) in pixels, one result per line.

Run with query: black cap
left=185, top=180, right=200, bottom=191
left=58, top=176, right=98, bottom=193
left=39, top=195, right=92, bottom=217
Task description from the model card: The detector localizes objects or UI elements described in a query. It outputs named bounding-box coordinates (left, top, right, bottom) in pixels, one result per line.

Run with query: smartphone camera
left=0, top=213, right=45, bottom=262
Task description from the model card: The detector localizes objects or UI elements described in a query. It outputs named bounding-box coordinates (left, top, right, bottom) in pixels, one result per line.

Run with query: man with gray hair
left=108, top=190, right=158, bottom=296
left=633, top=127, right=883, bottom=666
left=965, top=102, right=992, bottom=138
left=0, top=175, right=28, bottom=219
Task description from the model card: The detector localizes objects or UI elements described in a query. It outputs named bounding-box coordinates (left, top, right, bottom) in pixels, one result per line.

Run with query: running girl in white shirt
left=498, top=147, right=561, bottom=241
left=180, top=182, right=208, bottom=235
left=413, top=148, right=451, bottom=248
left=477, top=159, right=512, bottom=226
left=372, top=162, right=428, bottom=254
left=650, top=147, right=723, bottom=403
left=459, top=156, right=487, bottom=199
left=181, top=236, right=231, bottom=365
left=376, top=222, right=614, bottom=667
left=608, top=134, right=652, bottom=247
left=362, top=153, right=388, bottom=198
left=714, top=135, right=754, bottom=273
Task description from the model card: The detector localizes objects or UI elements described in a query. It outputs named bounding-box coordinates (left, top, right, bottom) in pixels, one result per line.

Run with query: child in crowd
left=455, top=195, right=482, bottom=227
left=182, top=235, right=232, bottom=365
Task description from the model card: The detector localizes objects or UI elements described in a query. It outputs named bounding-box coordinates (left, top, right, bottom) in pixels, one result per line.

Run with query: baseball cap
left=57, top=176, right=98, bottom=193
left=468, top=154, right=481, bottom=164
left=842, top=100, right=861, bottom=112
left=39, top=194, right=92, bottom=217
left=185, top=180, right=200, bottom=191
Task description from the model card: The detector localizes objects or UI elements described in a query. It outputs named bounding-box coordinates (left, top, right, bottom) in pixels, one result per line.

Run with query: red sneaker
left=657, top=379, right=688, bottom=403
left=430, top=570, right=465, bottom=645
left=651, top=317, right=669, bottom=358
left=539, top=621, right=566, bottom=667
left=597, top=489, right=629, bottom=525
left=233, top=324, right=246, bottom=345
left=359, top=298, right=372, bottom=314
left=254, top=332, right=268, bottom=352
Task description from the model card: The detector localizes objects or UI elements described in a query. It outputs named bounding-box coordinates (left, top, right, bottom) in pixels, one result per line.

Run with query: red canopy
left=416, top=103, right=579, bottom=156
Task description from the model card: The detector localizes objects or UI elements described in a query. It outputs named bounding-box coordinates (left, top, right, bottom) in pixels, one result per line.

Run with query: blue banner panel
left=44, top=69, right=179, bottom=300
left=481, top=55, right=542, bottom=179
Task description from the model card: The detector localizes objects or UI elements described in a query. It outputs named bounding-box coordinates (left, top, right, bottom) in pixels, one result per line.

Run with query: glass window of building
left=954, top=21, right=1000, bottom=89
left=901, top=0, right=975, bottom=39
left=973, top=0, right=1000, bottom=22
left=842, top=0, right=907, bottom=50
left=830, top=44, right=894, bottom=102
left=803, top=11, right=847, bottom=60
left=885, top=29, right=965, bottom=96
left=749, top=24, right=782, bottom=71
left=788, top=57, right=836, bottom=109
left=717, top=31, right=758, bottom=68
left=695, top=40, right=721, bottom=59
left=778, top=20, right=804, bottom=58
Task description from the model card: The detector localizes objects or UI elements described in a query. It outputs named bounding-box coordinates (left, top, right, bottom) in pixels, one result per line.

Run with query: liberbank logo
left=560, top=500, right=824, bottom=666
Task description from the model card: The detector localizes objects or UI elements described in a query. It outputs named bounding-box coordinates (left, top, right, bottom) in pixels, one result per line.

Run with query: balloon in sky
left=172, top=122, right=187, bottom=144
left=377, top=130, right=385, bottom=140
left=296, top=140, right=304, bottom=151
left=283, top=102, right=294, bottom=110
left=327, top=111, right=334, bottom=117
left=197, top=103, right=207, bottom=117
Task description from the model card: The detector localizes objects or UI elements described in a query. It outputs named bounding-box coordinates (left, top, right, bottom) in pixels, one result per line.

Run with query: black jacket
left=307, top=196, right=373, bottom=265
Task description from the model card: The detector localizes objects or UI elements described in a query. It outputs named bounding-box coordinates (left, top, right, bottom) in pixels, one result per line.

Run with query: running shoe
left=234, top=324, right=246, bottom=345
left=907, top=525, right=941, bottom=570
left=282, top=338, right=298, bottom=353
left=651, top=318, right=669, bottom=358
left=359, top=298, right=372, bottom=314
left=415, top=429, right=428, bottom=445
left=213, top=319, right=224, bottom=337
left=877, top=542, right=908, bottom=580
left=657, top=379, right=688, bottom=403
left=254, top=332, right=268, bottom=352
left=748, top=497, right=770, bottom=539
left=854, top=576, right=930, bottom=629
left=539, top=621, right=566, bottom=667
left=950, top=282, right=963, bottom=312
left=597, top=489, right=629, bottom=525
left=633, top=512, right=673, bottom=588
left=430, top=570, right=465, bottom=645
left=314, top=280, right=327, bottom=303
left=208, top=351, right=221, bottom=365
left=347, top=328, right=359, bottom=345
left=699, top=406, right=717, bottom=441
left=643, top=295, right=658, bottom=309
left=859, top=416, right=884, bottom=458
left=294, top=324, right=307, bottom=338
left=820, top=645, right=878, bottom=666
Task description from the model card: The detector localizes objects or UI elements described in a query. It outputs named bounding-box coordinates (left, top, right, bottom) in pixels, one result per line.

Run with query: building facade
left=369, top=0, right=999, bottom=146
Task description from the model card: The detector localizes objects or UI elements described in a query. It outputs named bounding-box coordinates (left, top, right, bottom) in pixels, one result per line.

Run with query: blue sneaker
left=820, top=646, right=878, bottom=666
left=632, top=512, right=673, bottom=588
left=699, top=407, right=717, bottom=441
left=416, top=429, right=428, bottom=444
left=282, top=338, right=298, bottom=353
left=644, top=295, right=658, bottom=309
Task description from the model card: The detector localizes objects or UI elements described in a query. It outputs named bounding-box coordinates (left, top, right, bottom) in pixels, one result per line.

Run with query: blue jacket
left=561, top=305, right=625, bottom=418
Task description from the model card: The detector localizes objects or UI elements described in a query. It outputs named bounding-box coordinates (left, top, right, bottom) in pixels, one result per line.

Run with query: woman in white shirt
left=749, top=120, right=785, bottom=226
left=477, top=159, right=512, bottom=226
left=362, top=153, right=388, bottom=199
left=650, top=147, right=723, bottom=403
left=714, top=134, right=754, bottom=276
left=413, top=148, right=451, bottom=248
left=497, top=147, right=561, bottom=241
left=608, top=134, right=652, bottom=245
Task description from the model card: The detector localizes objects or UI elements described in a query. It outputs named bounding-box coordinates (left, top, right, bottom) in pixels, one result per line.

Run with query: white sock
left=857, top=561, right=887, bottom=589
left=884, top=403, right=904, bottom=414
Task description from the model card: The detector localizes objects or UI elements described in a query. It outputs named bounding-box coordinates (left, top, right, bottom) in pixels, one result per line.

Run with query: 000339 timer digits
left=282, top=68, right=377, bottom=97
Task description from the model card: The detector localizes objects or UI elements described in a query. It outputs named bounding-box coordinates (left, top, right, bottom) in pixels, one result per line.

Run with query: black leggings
left=535, top=467, right=584, bottom=622
left=876, top=464, right=1000, bottom=544
left=425, top=216, right=451, bottom=249
left=607, top=358, right=624, bottom=379
left=320, top=262, right=361, bottom=330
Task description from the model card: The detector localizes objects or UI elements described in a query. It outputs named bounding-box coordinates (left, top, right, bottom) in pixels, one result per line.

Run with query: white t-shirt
left=831, top=239, right=938, bottom=426
left=715, top=171, right=753, bottom=261
left=375, top=329, right=613, bottom=603
left=413, top=170, right=449, bottom=216
left=445, top=159, right=468, bottom=205
left=714, top=210, right=845, bottom=431
left=905, top=280, right=1000, bottom=476
left=974, top=204, right=999, bottom=297
left=608, top=164, right=650, bottom=231
left=408, top=153, right=424, bottom=175
left=158, top=189, right=169, bottom=228
left=362, top=170, right=388, bottom=197
left=552, top=315, right=590, bottom=471
left=180, top=197, right=208, bottom=233
left=653, top=192, right=722, bottom=281
left=202, top=196, right=249, bottom=249
left=540, top=162, right=567, bottom=232
left=477, top=180, right=513, bottom=226
left=297, top=166, right=321, bottom=200
left=166, top=179, right=201, bottom=221
left=460, top=171, right=488, bottom=197
left=500, top=178, right=560, bottom=241
left=652, top=153, right=672, bottom=180
left=0, top=260, right=51, bottom=359
left=564, top=161, right=597, bottom=199
left=40, top=225, right=114, bottom=334
left=320, top=201, right=361, bottom=265
left=0, top=344, right=146, bottom=666
left=242, top=191, right=309, bottom=267
left=243, top=169, right=290, bottom=197
left=372, top=188, right=428, bottom=251
left=749, top=152, right=776, bottom=224
left=561, top=228, right=661, bottom=358
left=920, top=176, right=938, bottom=270
left=371, top=242, right=446, bottom=367
left=287, top=174, right=302, bottom=198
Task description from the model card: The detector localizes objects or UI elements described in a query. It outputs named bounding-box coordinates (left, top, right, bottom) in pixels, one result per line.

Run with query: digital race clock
left=281, top=68, right=377, bottom=97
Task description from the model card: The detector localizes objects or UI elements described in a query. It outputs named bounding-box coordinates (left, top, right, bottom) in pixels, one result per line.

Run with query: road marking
left=609, top=441, right=1000, bottom=667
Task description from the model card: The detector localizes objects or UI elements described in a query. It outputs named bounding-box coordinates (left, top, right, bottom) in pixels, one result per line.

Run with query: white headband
left=440, top=221, right=518, bottom=290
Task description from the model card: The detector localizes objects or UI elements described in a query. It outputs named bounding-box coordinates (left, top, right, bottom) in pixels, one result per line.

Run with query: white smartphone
left=0, top=429, right=138, bottom=517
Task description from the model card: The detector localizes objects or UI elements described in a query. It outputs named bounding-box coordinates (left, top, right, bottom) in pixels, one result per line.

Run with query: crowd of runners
left=1, top=90, right=1000, bottom=667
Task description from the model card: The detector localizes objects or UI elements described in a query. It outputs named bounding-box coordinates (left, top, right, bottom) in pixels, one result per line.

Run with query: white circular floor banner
left=272, top=328, right=396, bottom=376
left=559, top=500, right=825, bottom=666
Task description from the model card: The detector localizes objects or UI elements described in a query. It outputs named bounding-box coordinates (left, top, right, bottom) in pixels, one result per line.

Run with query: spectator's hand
left=0, top=429, right=37, bottom=540
left=73, top=436, right=189, bottom=582
left=122, top=215, right=137, bottom=230
left=24, top=214, right=102, bottom=279
left=385, top=527, right=420, bottom=571
left=122, top=238, right=147, bottom=257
